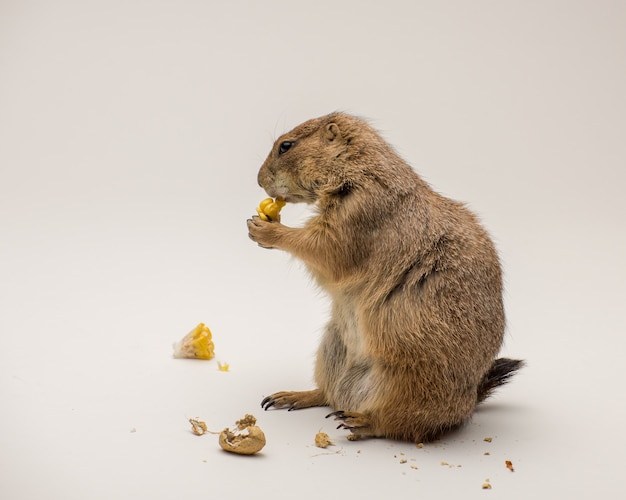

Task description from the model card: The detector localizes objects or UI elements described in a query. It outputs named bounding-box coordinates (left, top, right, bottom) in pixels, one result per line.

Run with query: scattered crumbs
left=416, top=443, right=424, bottom=449
left=311, top=448, right=346, bottom=457
left=217, top=362, right=230, bottom=372
left=400, top=452, right=405, bottom=456
left=484, top=452, right=491, bottom=455
left=505, top=460, right=515, bottom=472
left=439, top=461, right=462, bottom=469
left=482, top=478, right=492, bottom=490
left=399, top=459, right=408, bottom=464
left=483, top=437, right=493, bottom=443
left=410, top=465, right=419, bottom=470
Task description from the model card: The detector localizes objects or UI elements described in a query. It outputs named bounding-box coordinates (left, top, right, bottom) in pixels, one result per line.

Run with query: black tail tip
left=477, top=357, right=525, bottom=403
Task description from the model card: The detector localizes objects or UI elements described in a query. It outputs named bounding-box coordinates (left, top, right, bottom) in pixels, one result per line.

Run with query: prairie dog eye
left=278, top=141, right=294, bottom=155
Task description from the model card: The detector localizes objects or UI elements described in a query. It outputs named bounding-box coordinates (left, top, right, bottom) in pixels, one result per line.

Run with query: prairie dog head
left=257, top=113, right=380, bottom=204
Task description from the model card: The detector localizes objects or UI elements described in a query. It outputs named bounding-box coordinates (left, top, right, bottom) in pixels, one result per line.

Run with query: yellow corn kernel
left=256, top=197, right=286, bottom=222
left=259, top=198, right=274, bottom=211
left=255, top=208, right=269, bottom=221
left=172, top=323, right=215, bottom=360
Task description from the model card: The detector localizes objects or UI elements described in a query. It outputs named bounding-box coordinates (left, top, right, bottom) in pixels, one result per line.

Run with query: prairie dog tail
left=477, top=358, right=525, bottom=403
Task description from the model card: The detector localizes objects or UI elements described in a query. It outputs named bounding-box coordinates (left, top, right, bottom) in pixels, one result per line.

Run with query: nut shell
left=218, top=425, right=266, bottom=455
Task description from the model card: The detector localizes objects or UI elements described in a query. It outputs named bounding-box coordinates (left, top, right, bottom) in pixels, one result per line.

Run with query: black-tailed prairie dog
left=247, top=112, right=523, bottom=442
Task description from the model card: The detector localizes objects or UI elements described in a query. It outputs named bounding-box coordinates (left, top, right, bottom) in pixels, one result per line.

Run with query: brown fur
left=248, top=112, right=523, bottom=442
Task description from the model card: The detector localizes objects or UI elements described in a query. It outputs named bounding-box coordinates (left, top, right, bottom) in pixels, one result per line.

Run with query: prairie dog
left=247, top=112, right=523, bottom=442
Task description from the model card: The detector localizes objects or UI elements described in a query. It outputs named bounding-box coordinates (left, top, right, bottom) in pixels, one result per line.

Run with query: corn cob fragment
left=172, top=323, right=215, bottom=360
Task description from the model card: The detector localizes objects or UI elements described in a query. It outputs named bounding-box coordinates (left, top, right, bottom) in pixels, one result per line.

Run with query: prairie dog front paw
left=247, top=216, right=284, bottom=249
left=261, top=389, right=326, bottom=411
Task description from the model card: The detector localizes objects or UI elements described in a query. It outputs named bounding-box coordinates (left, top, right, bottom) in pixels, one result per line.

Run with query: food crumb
left=416, top=443, right=424, bottom=448
left=315, top=432, right=333, bottom=449
left=189, top=418, right=208, bottom=436
left=483, top=437, right=493, bottom=442
left=399, top=459, right=407, bottom=464
left=410, top=465, right=418, bottom=470
left=482, top=478, right=492, bottom=490
left=440, top=461, right=449, bottom=466
left=505, top=460, right=515, bottom=472
left=484, top=452, right=491, bottom=455
left=218, top=362, right=230, bottom=372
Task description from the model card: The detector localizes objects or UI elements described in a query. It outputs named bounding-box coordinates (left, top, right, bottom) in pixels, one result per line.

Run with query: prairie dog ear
left=324, top=123, right=341, bottom=143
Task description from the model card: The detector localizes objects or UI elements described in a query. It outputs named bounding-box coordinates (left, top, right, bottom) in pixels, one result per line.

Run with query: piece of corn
left=256, top=197, right=286, bottom=222
left=172, top=323, right=215, bottom=360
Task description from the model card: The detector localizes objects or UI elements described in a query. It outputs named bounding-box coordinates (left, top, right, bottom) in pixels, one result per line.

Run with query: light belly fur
left=325, top=295, right=377, bottom=411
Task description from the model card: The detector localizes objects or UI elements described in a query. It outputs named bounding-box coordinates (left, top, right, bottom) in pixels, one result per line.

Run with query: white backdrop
left=1, top=1, right=625, bottom=498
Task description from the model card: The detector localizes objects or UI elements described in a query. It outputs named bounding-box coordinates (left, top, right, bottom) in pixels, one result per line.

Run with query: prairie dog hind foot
left=261, top=389, right=327, bottom=412
left=326, top=410, right=373, bottom=440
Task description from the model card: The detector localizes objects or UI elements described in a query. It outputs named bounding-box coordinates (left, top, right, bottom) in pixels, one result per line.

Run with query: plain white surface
left=1, top=1, right=625, bottom=498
